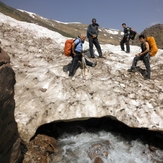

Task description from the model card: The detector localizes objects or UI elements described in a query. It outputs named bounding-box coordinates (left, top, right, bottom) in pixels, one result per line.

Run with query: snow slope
left=1, top=12, right=163, bottom=142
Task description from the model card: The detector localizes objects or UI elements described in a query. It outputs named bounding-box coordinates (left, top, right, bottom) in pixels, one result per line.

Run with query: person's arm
left=88, top=25, right=93, bottom=37
left=136, top=42, right=149, bottom=56
left=95, top=24, right=99, bottom=37
left=71, top=43, right=76, bottom=56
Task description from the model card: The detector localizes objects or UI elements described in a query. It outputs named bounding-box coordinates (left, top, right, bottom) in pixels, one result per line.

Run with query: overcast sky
left=1, top=0, right=163, bottom=33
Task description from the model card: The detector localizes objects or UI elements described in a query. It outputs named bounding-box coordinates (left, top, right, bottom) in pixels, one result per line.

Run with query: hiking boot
left=144, top=76, right=150, bottom=80
left=127, top=68, right=136, bottom=72
left=69, top=73, right=73, bottom=77
left=91, top=55, right=95, bottom=58
left=126, top=51, right=130, bottom=53
left=92, top=62, right=97, bottom=67
left=99, top=55, right=105, bottom=58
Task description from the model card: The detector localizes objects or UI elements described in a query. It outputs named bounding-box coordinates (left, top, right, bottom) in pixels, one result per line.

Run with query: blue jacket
left=74, top=38, right=82, bottom=52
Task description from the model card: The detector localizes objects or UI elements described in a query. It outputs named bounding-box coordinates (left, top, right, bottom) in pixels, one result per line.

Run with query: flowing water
left=47, top=118, right=163, bottom=163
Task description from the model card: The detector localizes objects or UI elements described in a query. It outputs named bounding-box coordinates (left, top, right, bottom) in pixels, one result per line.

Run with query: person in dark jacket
left=69, top=34, right=97, bottom=77
left=128, top=35, right=150, bottom=80
left=120, top=23, right=130, bottom=53
left=87, top=18, right=103, bottom=58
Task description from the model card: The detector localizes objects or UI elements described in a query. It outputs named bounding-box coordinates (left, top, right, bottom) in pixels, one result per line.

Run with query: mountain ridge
left=0, top=1, right=127, bottom=45
left=1, top=1, right=163, bottom=48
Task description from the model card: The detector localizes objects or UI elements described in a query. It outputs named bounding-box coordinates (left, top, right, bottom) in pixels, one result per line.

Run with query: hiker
left=87, top=18, right=103, bottom=58
left=69, top=34, right=97, bottom=77
left=128, top=34, right=150, bottom=80
left=120, top=23, right=130, bottom=53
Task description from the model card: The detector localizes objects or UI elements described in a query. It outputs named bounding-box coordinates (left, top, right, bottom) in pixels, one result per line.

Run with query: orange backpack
left=64, top=39, right=74, bottom=56
left=146, top=37, right=158, bottom=57
left=64, top=38, right=80, bottom=56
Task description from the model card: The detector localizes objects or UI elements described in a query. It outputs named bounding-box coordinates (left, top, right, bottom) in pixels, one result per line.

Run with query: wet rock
left=149, top=145, right=157, bottom=152
left=23, top=134, right=58, bottom=163
left=88, top=141, right=110, bottom=160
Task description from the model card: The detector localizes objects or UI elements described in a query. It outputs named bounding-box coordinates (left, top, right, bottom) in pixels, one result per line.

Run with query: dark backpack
left=129, top=27, right=137, bottom=40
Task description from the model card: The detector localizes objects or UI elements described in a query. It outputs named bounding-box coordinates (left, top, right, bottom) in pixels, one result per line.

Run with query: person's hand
left=92, top=34, right=97, bottom=38
left=136, top=53, right=141, bottom=56
left=73, top=52, right=76, bottom=56
left=126, top=38, right=129, bottom=41
left=82, top=53, right=85, bottom=57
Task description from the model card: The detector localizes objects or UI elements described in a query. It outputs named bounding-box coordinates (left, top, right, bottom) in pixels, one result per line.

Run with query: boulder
left=0, top=48, right=21, bottom=163
left=23, top=134, right=58, bottom=163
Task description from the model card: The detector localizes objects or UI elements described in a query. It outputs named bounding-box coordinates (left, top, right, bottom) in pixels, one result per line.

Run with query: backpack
left=146, top=36, right=158, bottom=57
left=64, top=38, right=80, bottom=56
left=129, top=28, right=137, bottom=40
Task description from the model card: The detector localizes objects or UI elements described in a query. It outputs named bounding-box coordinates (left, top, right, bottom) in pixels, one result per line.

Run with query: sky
left=1, top=0, right=163, bottom=33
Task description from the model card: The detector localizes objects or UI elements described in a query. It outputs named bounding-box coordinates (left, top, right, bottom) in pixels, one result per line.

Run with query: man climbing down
left=128, top=35, right=150, bottom=80
left=120, top=23, right=130, bottom=53
left=87, top=18, right=103, bottom=58
left=69, top=34, right=97, bottom=77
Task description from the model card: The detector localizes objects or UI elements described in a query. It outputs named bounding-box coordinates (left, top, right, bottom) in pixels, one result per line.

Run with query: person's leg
left=131, top=56, right=141, bottom=69
left=84, top=58, right=95, bottom=67
left=126, top=40, right=130, bottom=53
left=69, top=54, right=80, bottom=76
left=128, top=56, right=140, bottom=72
left=88, top=36, right=95, bottom=58
left=93, top=38, right=102, bottom=57
left=120, top=37, right=125, bottom=51
left=80, top=53, right=97, bottom=67
left=143, top=53, right=150, bottom=79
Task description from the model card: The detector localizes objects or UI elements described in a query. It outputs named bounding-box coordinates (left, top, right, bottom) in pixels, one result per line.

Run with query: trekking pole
left=82, top=56, right=86, bottom=80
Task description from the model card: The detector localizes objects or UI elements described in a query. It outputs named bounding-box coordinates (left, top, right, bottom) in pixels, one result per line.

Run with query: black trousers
left=131, top=53, right=150, bottom=77
left=88, top=36, right=102, bottom=57
left=69, top=51, right=93, bottom=76
left=120, top=37, right=130, bottom=52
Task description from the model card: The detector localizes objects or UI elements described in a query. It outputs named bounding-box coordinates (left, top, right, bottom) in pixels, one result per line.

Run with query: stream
left=40, top=117, right=163, bottom=163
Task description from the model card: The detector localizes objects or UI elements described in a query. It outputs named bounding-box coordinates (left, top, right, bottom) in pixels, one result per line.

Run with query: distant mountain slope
left=0, top=1, right=124, bottom=45
left=141, top=24, right=163, bottom=49
left=0, top=1, right=74, bottom=38
left=0, top=1, right=163, bottom=48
